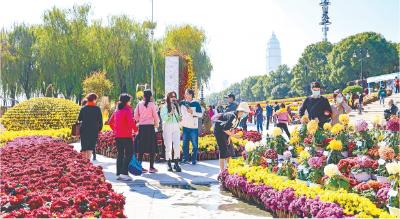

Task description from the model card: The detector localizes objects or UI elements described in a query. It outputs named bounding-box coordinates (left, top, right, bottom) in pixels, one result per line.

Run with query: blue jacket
left=255, top=107, right=263, bottom=121
left=266, top=105, right=273, bottom=116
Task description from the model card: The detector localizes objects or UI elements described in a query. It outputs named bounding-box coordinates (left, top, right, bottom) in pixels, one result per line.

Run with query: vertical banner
left=165, top=56, right=180, bottom=98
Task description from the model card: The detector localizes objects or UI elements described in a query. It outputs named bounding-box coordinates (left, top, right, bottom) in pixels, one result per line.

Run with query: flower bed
left=0, top=128, right=77, bottom=146
left=95, top=129, right=258, bottom=161
left=0, top=136, right=125, bottom=218
left=220, top=115, right=400, bottom=217
left=220, top=158, right=393, bottom=218
left=1, top=97, right=80, bottom=131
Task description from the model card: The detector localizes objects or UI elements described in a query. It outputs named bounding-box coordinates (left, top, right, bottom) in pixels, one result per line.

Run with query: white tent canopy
left=366, top=72, right=400, bottom=83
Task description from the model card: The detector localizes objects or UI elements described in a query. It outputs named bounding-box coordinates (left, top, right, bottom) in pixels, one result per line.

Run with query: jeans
left=266, top=116, right=272, bottom=130
left=182, top=127, right=199, bottom=164
left=380, top=96, right=385, bottom=105
left=256, top=119, right=263, bottom=132
left=395, top=86, right=400, bottom=94
left=116, top=138, right=134, bottom=175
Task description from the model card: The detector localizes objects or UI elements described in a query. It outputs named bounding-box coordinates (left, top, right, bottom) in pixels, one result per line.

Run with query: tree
left=165, top=25, right=213, bottom=85
left=329, top=32, right=398, bottom=89
left=82, top=71, right=113, bottom=98
left=291, top=41, right=333, bottom=96
left=271, top=84, right=291, bottom=99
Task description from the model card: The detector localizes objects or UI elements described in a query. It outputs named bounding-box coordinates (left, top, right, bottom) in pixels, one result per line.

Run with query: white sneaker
left=119, top=174, right=132, bottom=181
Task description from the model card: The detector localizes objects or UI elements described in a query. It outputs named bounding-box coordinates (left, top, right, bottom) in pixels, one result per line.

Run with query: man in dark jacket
left=265, top=101, right=273, bottom=130
left=299, top=82, right=332, bottom=127
left=225, top=93, right=238, bottom=112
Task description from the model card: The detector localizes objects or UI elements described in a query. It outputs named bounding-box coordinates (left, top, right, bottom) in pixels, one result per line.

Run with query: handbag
left=128, top=154, right=142, bottom=176
left=72, top=122, right=81, bottom=136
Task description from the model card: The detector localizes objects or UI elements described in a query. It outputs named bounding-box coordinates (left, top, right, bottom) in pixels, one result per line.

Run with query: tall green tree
left=329, top=32, right=398, bottom=88
left=165, top=25, right=213, bottom=85
left=291, top=41, right=332, bottom=96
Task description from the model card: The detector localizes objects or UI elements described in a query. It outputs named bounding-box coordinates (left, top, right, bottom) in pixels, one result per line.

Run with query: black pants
left=277, top=123, right=290, bottom=139
left=116, top=138, right=134, bottom=175
left=266, top=116, right=272, bottom=130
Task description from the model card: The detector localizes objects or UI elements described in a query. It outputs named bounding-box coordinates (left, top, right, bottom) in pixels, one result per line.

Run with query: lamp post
left=353, top=48, right=370, bottom=88
left=150, top=0, right=155, bottom=93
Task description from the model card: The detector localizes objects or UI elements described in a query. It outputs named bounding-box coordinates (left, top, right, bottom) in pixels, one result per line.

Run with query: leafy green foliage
left=342, top=85, right=363, bottom=95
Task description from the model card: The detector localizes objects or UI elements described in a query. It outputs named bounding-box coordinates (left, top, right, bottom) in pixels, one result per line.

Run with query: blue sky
left=1, top=0, right=399, bottom=93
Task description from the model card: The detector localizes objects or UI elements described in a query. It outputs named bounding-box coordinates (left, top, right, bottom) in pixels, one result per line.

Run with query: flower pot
left=295, top=179, right=307, bottom=185
left=353, top=172, right=371, bottom=182
left=341, top=151, right=348, bottom=158
left=309, top=182, right=322, bottom=188
left=387, top=205, right=400, bottom=217
left=377, top=176, right=389, bottom=183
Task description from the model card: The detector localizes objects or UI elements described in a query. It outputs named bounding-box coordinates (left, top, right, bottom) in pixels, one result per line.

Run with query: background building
left=266, top=32, right=282, bottom=73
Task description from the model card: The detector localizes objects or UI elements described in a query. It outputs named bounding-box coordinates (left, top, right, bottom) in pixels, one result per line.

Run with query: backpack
left=128, top=154, right=142, bottom=176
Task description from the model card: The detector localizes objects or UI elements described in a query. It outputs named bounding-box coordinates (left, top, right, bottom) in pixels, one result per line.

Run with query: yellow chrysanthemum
left=136, top=91, right=144, bottom=98
left=296, top=146, right=304, bottom=154
left=271, top=127, right=282, bottom=138
left=299, top=150, right=311, bottom=161
left=290, top=135, right=300, bottom=145
left=339, top=114, right=350, bottom=125
left=372, top=115, right=382, bottom=126
left=301, top=115, right=310, bottom=124
left=327, top=139, right=343, bottom=151
left=323, top=123, right=332, bottom=131
left=331, top=123, right=344, bottom=135
left=307, top=119, right=319, bottom=135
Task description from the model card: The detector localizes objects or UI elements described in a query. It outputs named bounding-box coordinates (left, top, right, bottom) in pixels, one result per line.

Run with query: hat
left=311, top=82, right=321, bottom=89
left=237, top=102, right=250, bottom=113
left=224, top=93, right=235, bottom=99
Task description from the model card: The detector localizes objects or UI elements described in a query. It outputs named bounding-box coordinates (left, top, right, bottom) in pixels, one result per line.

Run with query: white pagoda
left=266, top=32, right=281, bottom=73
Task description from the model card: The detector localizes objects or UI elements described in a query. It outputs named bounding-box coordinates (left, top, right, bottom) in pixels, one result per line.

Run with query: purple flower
left=283, top=151, right=292, bottom=159
left=355, top=119, right=369, bottom=132
left=308, top=156, right=324, bottom=169
left=387, top=117, right=400, bottom=132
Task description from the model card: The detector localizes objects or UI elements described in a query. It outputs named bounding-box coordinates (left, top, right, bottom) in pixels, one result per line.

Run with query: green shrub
left=342, top=85, right=363, bottom=95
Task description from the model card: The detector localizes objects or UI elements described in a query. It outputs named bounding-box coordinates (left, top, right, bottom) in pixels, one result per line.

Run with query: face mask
left=312, top=90, right=320, bottom=97
left=336, top=97, right=343, bottom=103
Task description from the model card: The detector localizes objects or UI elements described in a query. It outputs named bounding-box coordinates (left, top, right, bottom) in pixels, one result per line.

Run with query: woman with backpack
left=160, top=91, right=182, bottom=172
left=214, top=102, right=250, bottom=172
left=134, top=90, right=160, bottom=173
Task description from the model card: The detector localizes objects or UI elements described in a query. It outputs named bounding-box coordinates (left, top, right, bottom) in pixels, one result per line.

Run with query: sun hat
left=236, top=102, right=250, bottom=113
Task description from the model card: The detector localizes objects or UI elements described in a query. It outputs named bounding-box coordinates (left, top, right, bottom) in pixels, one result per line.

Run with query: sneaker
left=142, top=168, right=148, bottom=173
left=173, top=164, right=182, bottom=172
left=116, top=175, right=122, bottom=180
left=180, top=160, right=190, bottom=165
left=191, top=161, right=197, bottom=165
left=149, top=168, right=158, bottom=173
left=119, top=174, right=132, bottom=181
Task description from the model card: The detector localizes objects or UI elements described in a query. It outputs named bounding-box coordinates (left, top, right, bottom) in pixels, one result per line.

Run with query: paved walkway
left=71, top=143, right=271, bottom=219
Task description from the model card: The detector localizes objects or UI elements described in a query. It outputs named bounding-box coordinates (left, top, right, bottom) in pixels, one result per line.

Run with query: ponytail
left=118, top=93, right=132, bottom=110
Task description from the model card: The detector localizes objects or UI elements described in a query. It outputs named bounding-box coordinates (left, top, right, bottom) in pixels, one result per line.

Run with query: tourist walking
left=77, top=93, right=103, bottom=160
left=160, top=91, right=182, bottom=172
left=214, top=102, right=250, bottom=172
left=255, top=104, right=263, bottom=133
left=395, top=77, right=400, bottom=94
left=134, top=90, right=160, bottom=173
left=181, top=89, right=203, bottom=165
left=265, top=101, right=273, bottom=130
left=331, top=90, right=352, bottom=125
left=225, top=93, right=238, bottom=112
left=358, top=92, right=364, bottom=115
left=109, top=93, right=138, bottom=181
left=208, top=105, right=215, bottom=119
left=299, top=82, right=332, bottom=127
left=379, top=86, right=386, bottom=105
left=274, top=103, right=291, bottom=139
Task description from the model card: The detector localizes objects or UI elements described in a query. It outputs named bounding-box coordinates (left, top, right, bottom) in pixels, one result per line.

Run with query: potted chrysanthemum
left=386, top=161, right=400, bottom=216
left=323, top=164, right=350, bottom=191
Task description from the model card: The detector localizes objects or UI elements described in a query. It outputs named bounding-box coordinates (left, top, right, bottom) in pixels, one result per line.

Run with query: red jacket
left=109, top=105, right=138, bottom=138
